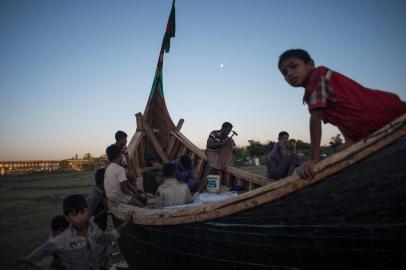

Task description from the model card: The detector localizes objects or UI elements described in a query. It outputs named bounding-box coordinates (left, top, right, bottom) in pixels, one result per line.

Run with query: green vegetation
left=234, top=134, right=343, bottom=165
left=0, top=171, right=93, bottom=270
left=240, top=165, right=267, bottom=176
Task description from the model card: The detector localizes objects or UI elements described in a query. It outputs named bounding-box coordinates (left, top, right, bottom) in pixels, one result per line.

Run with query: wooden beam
left=133, top=148, right=142, bottom=177
left=190, top=152, right=196, bottom=164
left=165, top=119, right=184, bottom=157
left=168, top=141, right=180, bottom=160
left=195, top=159, right=204, bottom=179
left=136, top=112, right=169, bottom=163
left=127, top=114, right=144, bottom=175
left=170, top=131, right=207, bottom=160
left=127, top=131, right=142, bottom=159
left=140, top=163, right=163, bottom=173
left=226, top=167, right=270, bottom=186
left=224, top=173, right=231, bottom=187
left=135, top=112, right=143, bottom=132
left=179, top=145, right=188, bottom=156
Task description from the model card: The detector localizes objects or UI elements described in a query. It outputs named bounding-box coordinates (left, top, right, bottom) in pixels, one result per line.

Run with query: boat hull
left=119, top=139, right=406, bottom=269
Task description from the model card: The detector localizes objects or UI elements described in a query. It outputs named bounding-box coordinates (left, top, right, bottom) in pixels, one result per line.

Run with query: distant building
left=0, top=160, right=60, bottom=175
left=0, top=158, right=107, bottom=175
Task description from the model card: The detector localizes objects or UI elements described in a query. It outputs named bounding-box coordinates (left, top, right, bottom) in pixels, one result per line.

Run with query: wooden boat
left=110, top=2, right=406, bottom=269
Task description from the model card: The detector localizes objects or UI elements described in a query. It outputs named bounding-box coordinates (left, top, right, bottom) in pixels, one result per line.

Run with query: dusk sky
left=1, top=0, right=406, bottom=161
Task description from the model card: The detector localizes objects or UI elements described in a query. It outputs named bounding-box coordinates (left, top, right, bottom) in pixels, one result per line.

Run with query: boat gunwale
left=110, top=113, right=406, bottom=225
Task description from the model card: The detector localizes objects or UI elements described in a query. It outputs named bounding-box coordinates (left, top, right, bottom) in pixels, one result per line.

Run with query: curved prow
left=142, top=0, right=176, bottom=150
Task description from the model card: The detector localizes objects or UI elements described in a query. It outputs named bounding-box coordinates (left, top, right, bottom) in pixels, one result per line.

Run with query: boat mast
left=143, top=0, right=176, bottom=150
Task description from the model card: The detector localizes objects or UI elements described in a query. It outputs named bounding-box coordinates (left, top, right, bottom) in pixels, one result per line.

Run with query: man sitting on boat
left=193, top=122, right=237, bottom=193
left=155, top=163, right=193, bottom=208
left=171, top=155, right=197, bottom=190
left=104, top=144, right=145, bottom=207
left=266, top=131, right=301, bottom=180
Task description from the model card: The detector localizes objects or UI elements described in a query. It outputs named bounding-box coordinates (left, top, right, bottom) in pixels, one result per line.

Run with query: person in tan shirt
left=193, top=122, right=238, bottom=193
left=155, top=163, right=192, bottom=208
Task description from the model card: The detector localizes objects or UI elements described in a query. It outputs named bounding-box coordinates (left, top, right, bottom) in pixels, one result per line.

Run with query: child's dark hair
left=51, top=215, right=69, bottom=232
left=179, top=155, right=192, bottom=169
left=163, top=163, right=176, bottom=177
left=115, top=130, right=127, bottom=142
left=63, top=194, right=88, bottom=215
left=278, top=49, right=314, bottom=69
left=106, top=144, right=121, bottom=161
left=221, top=122, right=233, bottom=129
left=278, top=131, right=289, bottom=138
left=94, top=168, right=106, bottom=186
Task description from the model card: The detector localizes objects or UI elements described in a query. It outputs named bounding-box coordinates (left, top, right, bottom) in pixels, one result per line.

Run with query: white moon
left=220, top=64, right=224, bottom=68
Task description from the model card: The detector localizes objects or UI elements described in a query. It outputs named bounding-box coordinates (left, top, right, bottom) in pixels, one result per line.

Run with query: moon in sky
left=220, top=64, right=224, bottom=68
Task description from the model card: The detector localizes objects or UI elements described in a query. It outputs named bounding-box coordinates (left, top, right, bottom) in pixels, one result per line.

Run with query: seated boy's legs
left=110, top=194, right=144, bottom=209
left=267, top=154, right=300, bottom=180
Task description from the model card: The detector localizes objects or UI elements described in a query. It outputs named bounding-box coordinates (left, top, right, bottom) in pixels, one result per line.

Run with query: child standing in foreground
left=278, top=49, right=405, bottom=179
left=20, top=215, right=70, bottom=270
left=21, top=194, right=132, bottom=270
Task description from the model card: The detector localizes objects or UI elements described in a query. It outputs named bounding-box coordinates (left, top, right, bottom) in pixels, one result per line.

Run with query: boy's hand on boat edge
left=299, top=160, right=317, bottom=179
left=124, top=211, right=134, bottom=224
left=123, top=211, right=134, bottom=227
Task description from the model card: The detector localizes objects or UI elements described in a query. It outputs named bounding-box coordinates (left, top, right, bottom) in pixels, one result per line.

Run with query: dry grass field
left=0, top=166, right=266, bottom=269
left=0, top=171, right=94, bottom=269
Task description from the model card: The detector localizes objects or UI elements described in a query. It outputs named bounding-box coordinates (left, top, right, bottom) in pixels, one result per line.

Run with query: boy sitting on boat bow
left=278, top=49, right=406, bottom=179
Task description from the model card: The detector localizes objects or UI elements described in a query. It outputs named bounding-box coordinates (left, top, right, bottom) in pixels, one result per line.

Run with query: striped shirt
left=207, top=129, right=236, bottom=151
left=154, top=178, right=192, bottom=208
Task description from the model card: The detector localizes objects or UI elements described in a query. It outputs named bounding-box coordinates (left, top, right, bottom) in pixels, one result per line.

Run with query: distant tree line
left=57, top=134, right=344, bottom=171
left=233, top=134, right=343, bottom=166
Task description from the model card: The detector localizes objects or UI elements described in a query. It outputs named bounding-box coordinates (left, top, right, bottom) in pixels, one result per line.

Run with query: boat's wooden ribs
left=165, top=133, right=269, bottom=190
left=195, top=159, right=205, bottom=180
left=165, top=119, right=183, bottom=157
left=168, top=140, right=181, bottom=160
left=129, top=112, right=272, bottom=193
left=137, top=112, right=169, bottom=163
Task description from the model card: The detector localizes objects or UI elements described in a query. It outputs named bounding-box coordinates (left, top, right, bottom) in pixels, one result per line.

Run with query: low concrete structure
left=0, top=160, right=60, bottom=175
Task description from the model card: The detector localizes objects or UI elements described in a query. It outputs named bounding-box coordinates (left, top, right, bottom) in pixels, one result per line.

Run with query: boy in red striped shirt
left=278, top=49, right=405, bottom=179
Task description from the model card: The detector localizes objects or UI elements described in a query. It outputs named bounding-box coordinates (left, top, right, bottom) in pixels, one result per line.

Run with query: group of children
left=20, top=193, right=132, bottom=270
left=20, top=49, right=405, bottom=270
left=19, top=131, right=138, bottom=270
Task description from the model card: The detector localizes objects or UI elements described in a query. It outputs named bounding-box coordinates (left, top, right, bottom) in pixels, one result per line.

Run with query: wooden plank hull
left=118, top=138, right=406, bottom=269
